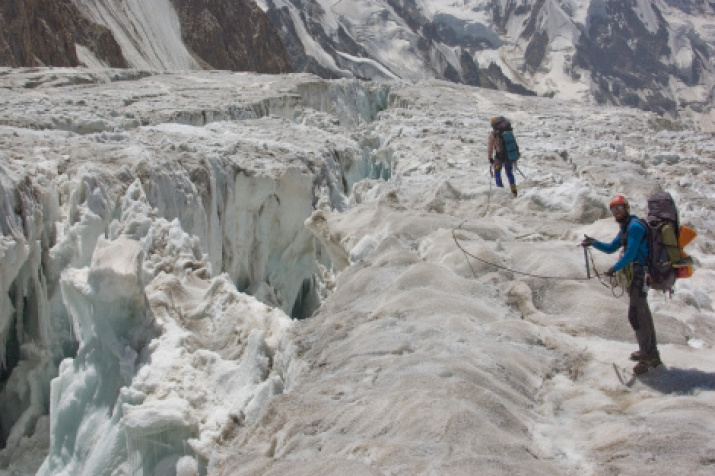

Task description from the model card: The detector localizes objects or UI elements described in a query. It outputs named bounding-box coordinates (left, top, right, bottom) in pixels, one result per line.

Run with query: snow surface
left=0, top=68, right=714, bottom=476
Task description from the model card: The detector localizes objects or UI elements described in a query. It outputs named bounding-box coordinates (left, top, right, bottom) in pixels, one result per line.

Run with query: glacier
left=0, top=68, right=714, bottom=475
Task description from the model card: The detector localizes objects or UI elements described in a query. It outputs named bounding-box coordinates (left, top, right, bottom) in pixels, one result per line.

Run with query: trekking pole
left=485, top=169, right=493, bottom=217
left=515, top=164, right=526, bottom=179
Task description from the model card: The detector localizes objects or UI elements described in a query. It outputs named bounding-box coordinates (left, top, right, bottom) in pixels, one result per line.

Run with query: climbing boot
left=633, top=357, right=662, bottom=375
left=671, top=256, right=693, bottom=268
left=629, top=350, right=643, bottom=361
left=510, top=184, right=518, bottom=198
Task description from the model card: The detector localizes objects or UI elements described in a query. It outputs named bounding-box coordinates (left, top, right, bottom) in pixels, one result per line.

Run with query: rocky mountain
left=0, top=0, right=713, bottom=128
left=0, top=0, right=291, bottom=73
left=257, top=0, right=715, bottom=128
left=0, top=0, right=128, bottom=68
left=171, top=0, right=292, bottom=73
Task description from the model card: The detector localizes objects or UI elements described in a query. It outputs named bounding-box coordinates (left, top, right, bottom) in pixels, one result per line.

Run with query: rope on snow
left=452, top=222, right=627, bottom=296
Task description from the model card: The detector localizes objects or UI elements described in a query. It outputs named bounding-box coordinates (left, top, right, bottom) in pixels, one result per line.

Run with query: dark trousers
left=494, top=160, right=515, bottom=187
left=628, top=265, right=659, bottom=359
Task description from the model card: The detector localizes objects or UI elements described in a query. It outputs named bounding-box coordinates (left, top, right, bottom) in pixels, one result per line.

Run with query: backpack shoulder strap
left=622, top=218, right=648, bottom=248
left=633, top=218, right=648, bottom=235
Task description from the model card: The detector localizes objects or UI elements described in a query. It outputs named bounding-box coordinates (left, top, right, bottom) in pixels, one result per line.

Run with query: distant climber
left=487, top=116, right=520, bottom=197
left=580, top=195, right=662, bottom=375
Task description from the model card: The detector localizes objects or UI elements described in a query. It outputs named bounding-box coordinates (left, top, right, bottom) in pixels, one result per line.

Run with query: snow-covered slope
left=2, top=0, right=712, bottom=127
left=0, top=68, right=714, bottom=475
left=258, top=0, right=715, bottom=129
left=72, top=0, right=199, bottom=70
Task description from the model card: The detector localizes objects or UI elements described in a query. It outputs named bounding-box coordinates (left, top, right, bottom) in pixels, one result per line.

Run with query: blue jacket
left=592, top=215, right=648, bottom=271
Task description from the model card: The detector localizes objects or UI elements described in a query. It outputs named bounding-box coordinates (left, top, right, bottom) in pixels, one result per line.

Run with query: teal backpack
left=492, top=116, right=520, bottom=162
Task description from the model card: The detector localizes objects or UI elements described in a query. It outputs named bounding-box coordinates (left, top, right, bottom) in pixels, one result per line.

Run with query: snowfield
left=0, top=68, right=713, bottom=476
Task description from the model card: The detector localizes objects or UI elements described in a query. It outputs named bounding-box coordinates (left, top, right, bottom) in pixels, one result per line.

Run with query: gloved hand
left=604, top=267, right=616, bottom=277
left=489, top=157, right=494, bottom=164
left=579, top=235, right=595, bottom=247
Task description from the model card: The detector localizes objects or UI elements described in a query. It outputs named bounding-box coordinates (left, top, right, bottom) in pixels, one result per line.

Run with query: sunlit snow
left=0, top=68, right=713, bottom=476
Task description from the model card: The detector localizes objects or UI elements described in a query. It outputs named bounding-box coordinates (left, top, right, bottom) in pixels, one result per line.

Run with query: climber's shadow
left=632, top=366, right=715, bottom=394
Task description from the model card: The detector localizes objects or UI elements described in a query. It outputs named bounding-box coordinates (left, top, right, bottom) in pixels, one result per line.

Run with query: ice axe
left=577, top=235, right=591, bottom=279
left=578, top=236, right=591, bottom=279
left=583, top=245, right=591, bottom=279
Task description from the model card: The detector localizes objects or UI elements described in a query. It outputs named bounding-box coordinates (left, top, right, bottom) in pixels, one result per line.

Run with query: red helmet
left=609, top=195, right=629, bottom=211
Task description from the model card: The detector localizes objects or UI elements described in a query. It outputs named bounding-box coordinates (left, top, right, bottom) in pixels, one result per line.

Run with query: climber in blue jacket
left=580, top=195, right=661, bottom=375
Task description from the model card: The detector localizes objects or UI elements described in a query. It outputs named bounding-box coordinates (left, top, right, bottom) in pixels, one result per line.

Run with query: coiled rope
left=452, top=222, right=627, bottom=296
left=453, top=222, right=637, bottom=381
left=473, top=171, right=633, bottom=380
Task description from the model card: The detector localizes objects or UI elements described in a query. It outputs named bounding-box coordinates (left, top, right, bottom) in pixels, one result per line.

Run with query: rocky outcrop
left=573, top=1, right=678, bottom=114
left=0, top=0, right=291, bottom=74
left=493, top=0, right=713, bottom=116
left=0, top=0, right=127, bottom=68
left=263, top=0, right=536, bottom=94
left=257, top=0, right=713, bottom=123
left=170, top=0, right=292, bottom=74
left=265, top=2, right=362, bottom=79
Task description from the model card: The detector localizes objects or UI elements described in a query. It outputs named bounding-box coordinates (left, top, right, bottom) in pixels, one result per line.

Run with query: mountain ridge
left=0, top=0, right=713, bottom=129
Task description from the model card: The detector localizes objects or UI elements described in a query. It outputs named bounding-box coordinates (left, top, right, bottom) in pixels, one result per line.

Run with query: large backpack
left=492, top=116, right=520, bottom=162
left=638, top=192, right=682, bottom=291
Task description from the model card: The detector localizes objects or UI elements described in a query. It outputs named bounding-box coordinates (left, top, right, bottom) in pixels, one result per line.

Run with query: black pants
left=628, top=265, right=659, bottom=360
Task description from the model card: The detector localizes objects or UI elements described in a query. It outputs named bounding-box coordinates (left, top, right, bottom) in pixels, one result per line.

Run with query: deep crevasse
left=0, top=69, right=391, bottom=475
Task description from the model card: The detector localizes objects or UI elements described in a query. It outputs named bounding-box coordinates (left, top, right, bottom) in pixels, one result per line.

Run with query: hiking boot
left=672, top=256, right=693, bottom=268
left=510, top=184, right=518, bottom=198
left=633, top=357, right=662, bottom=375
left=629, top=350, right=643, bottom=362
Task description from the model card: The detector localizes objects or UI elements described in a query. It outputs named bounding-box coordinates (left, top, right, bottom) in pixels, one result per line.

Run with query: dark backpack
left=639, top=192, right=681, bottom=291
left=492, top=117, right=520, bottom=162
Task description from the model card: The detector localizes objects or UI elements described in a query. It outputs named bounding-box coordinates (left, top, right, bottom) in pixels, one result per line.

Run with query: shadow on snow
left=628, top=366, right=715, bottom=394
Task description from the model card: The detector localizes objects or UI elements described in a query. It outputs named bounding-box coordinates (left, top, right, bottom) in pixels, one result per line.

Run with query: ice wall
left=0, top=70, right=391, bottom=475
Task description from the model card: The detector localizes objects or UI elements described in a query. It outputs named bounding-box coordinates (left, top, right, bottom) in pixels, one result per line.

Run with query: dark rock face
left=459, top=50, right=481, bottom=87
left=433, top=12, right=500, bottom=50
left=265, top=3, right=346, bottom=79
left=0, top=0, right=128, bottom=68
left=663, top=0, right=715, bottom=15
left=524, top=31, right=548, bottom=74
left=574, top=1, right=678, bottom=114
left=480, top=63, right=536, bottom=97
left=170, top=0, right=292, bottom=74
left=262, top=0, right=536, bottom=95
left=520, top=0, right=549, bottom=74
left=486, top=0, right=711, bottom=116
left=0, top=0, right=291, bottom=74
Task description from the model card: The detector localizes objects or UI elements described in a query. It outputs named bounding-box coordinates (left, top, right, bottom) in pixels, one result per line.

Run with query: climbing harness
left=585, top=246, right=627, bottom=297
